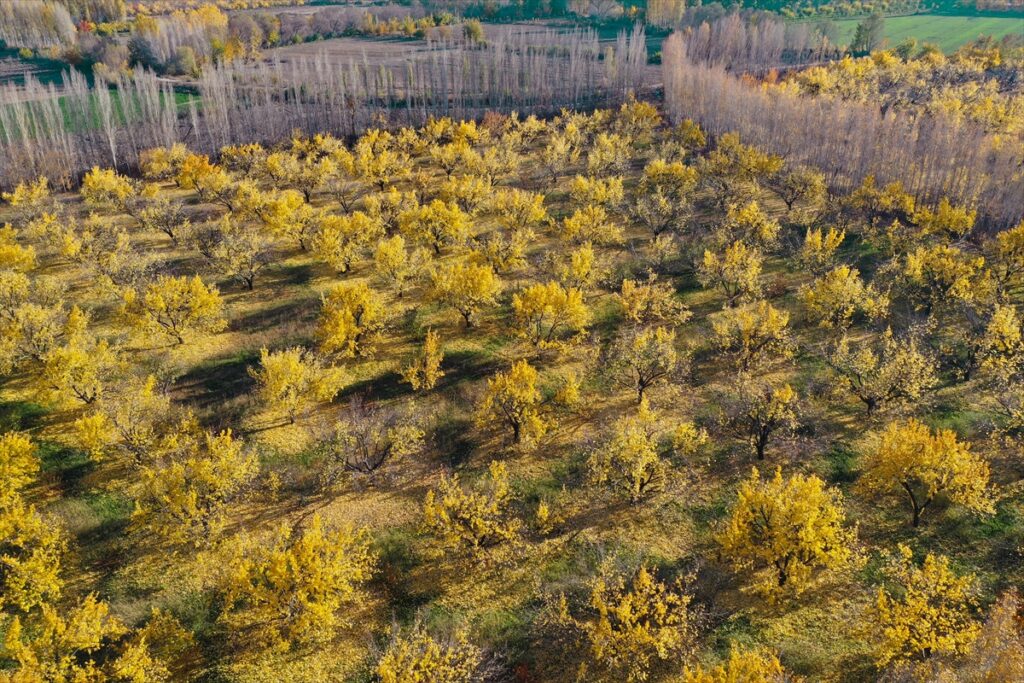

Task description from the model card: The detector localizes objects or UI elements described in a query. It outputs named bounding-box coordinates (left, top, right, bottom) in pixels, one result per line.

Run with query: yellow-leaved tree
left=723, top=380, right=799, bottom=460
left=609, top=326, right=687, bottom=403
left=80, top=166, right=140, bottom=213
left=554, top=563, right=695, bottom=682
left=2, top=176, right=52, bottom=223
left=682, top=646, right=787, bottom=683
left=475, top=360, right=548, bottom=445
left=140, top=142, right=190, bottom=181
left=616, top=275, right=691, bottom=327
left=316, top=282, right=388, bottom=358
left=587, top=399, right=667, bottom=503
left=868, top=544, right=980, bottom=667
left=373, top=234, right=427, bottom=297
left=249, top=347, right=345, bottom=424
left=40, top=317, right=121, bottom=407
left=120, top=275, right=226, bottom=345
left=903, top=243, right=988, bottom=312
left=512, top=281, right=589, bottom=347
left=569, top=175, right=624, bottom=209
left=400, top=199, right=472, bottom=254
left=176, top=153, right=235, bottom=209
left=827, top=329, right=937, bottom=414
left=4, top=594, right=169, bottom=682
left=0, top=223, right=36, bottom=272
left=376, top=622, right=481, bottom=683
left=0, top=431, right=64, bottom=615
left=721, top=201, right=781, bottom=251
left=717, top=467, right=856, bottom=595
left=71, top=373, right=178, bottom=464
left=710, top=300, right=792, bottom=371
left=632, top=158, right=698, bottom=236
left=492, top=188, right=548, bottom=233
left=222, top=515, right=375, bottom=649
left=402, top=328, right=445, bottom=391
left=0, top=497, right=65, bottom=615
left=799, top=226, right=845, bottom=276
left=423, top=460, right=520, bottom=554
left=311, top=211, right=382, bottom=274
left=134, top=429, right=259, bottom=546
left=697, top=240, right=763, bottom=306
left=560, top=204, right=624, bottom=246
left=799, top=265, right=889, bottom=329
left=0, top=431, right=39, bottom=505
left=860, top=419, right=993, bottom=527
left=430, top=260, right=502, bottom=328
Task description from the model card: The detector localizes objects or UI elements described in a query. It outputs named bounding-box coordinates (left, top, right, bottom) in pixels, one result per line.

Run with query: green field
left=833, top=13, right=1024, bottom=53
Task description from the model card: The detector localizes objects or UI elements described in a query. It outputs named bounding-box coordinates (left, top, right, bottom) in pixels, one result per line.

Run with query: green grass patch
left=831, top=14, right=1024, bottom=53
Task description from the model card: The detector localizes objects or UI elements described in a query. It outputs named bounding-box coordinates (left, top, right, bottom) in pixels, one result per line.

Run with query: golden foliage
left=861, top=419, right=993, bottom=527
left=512, top=280, right=589, bottom=347
left=561, top=204, right=624, bottom=245
left=402, top=328, right=445, bottom=391
left=250, top=347, right=344, bottom=424
left=0, top=498, right=64, bottom=615
left=0, top=431, right=38, bottom=505
left=587, top=399, right=667, bottom=502
left=430, top=260, right=501, bottom=328
left=799, top=226, right=845, bottom=276
left=120, top=275, right=226, bottom=345
left=698, top=240, right=763, bottom=306
left=423, top=460, right=520, bottom=553
left=376, top=622, right=481, bottom=683
left=827, top=328, right=937, bottom=414
left=317, top=282, right=388, bottom=358
left=869, top=545, right=980, bottom=667
left=710, top=300, right=792, bottom=371
left=682, top=646, right=786, bottom=682
left=616, top=275, right=691, bottom=326
left=134, top=429, right=259, bottom=546
left=475, top=360, right=548, bottom=445
left=222, top=515, right=375, bottom=648
left=555, top=564, right=695, bottom=682
left=717, top=467, right=856, bottom=595
left=799, top=265, right=888, bottom=328
left=609, top=325, right=684, bottom=403
left=399, top=199, right=471, bottom=255
left=3, top=594, right=166, bottom=682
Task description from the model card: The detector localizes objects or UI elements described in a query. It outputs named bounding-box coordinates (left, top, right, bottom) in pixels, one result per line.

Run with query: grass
left=831, top=13, right=1024, bottom=53
left=0, top=86, right=197, bottom=140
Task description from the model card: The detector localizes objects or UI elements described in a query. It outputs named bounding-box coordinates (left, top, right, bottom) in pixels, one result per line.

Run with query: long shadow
left=175, top=351, right=259, bottom=408
left=335, top=369, right=411, bottom=403
left=271, top=262, right=315, bottom=287
left=372, top=525, right=441, bottom=623
left=433, top=416, right=477, bottom=469
left=0, top=399, right=47, bottom=431
left=230, top=300, right=318, bottom=334
left=38, top=441, right=95, bottom=497
left=433, top=349, right=506, bottom=391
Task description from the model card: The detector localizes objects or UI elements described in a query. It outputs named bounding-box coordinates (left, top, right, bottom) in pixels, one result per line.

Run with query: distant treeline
left=661, top=32, right=1024, bottom=229
left=0, top=27, right=649, bottom=187
left=662, top=10, right=842, bottom=71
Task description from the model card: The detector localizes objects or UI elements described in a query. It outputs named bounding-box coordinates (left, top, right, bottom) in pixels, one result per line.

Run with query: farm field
left=832, top=13, right=1024, bottom=52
